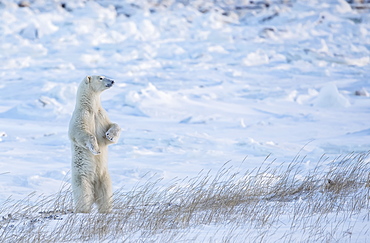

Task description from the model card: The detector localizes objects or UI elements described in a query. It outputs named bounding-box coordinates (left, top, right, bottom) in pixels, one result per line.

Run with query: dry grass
left=0, top=152, right=369, bottom=242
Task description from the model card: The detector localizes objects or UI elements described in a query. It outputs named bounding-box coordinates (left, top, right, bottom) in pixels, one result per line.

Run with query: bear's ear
left=84, top=76, right=91, bottom=84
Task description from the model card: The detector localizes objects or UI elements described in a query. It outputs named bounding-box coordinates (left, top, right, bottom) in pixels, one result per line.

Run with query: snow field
left=0, top=0, right=370, bottom=241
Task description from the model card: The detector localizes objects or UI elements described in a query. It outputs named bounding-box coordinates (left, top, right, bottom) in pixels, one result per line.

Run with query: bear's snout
left=104, top=78, right=115, bottom=88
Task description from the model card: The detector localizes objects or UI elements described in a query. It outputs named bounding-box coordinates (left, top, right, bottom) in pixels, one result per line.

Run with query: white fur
left=68, top=75, right=120, bottom=213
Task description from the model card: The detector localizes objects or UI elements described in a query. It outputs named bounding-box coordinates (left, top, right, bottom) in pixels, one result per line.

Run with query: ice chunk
left=355, top=89, right=369, bottom=97
left=313, top=83, right=350, bottom=108
left=335, top=0, right=352, bottom=13
left=243, top=50, right=269, bottom=66
left=19, top=24, right=38, bottom=40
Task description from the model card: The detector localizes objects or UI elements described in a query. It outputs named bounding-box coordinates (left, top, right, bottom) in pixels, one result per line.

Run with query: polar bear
left=68, top=75, right=121, bottom=213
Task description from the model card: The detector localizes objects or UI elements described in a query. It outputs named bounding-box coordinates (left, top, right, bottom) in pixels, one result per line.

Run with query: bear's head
left=84, top=75, right=115, bottom=92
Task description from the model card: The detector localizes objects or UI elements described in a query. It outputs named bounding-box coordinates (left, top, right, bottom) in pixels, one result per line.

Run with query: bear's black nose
left=111, top=80, right=114, bottom=84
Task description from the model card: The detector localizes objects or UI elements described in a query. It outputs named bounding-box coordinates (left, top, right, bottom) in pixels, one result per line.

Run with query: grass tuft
left=1, top=152, right=369, bottom=242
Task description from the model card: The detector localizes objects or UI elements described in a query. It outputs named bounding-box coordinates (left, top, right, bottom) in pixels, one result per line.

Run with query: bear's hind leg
left=73, top=176, right=94, bottom=213
left=94, top=173, right=113, bottom=213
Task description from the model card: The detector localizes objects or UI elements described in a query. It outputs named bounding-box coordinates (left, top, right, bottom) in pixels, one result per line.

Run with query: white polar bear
left=68, top=75, right=121, bottom=213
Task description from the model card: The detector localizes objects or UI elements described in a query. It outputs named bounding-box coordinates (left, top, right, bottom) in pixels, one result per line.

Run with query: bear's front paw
left=88, top=145, right=101, bottom=155
left=106, top=126, right=120, bottom=143
left=87, top=135, right=100, bottom=155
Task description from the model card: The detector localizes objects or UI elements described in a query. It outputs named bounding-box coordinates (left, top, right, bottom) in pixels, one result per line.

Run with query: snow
left=0, top=0, right=369, bottom=241
left=313, top=83, right=351, bottom=108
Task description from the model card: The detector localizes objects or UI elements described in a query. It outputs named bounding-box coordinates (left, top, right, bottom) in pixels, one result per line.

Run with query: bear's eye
left=99, top=77, right=103, bottom=81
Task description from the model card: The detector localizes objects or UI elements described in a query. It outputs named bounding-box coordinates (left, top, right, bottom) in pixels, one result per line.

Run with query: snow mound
left=243, top=50, right=269, bottom=66
left=313, top=83, right=350, bottom=108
